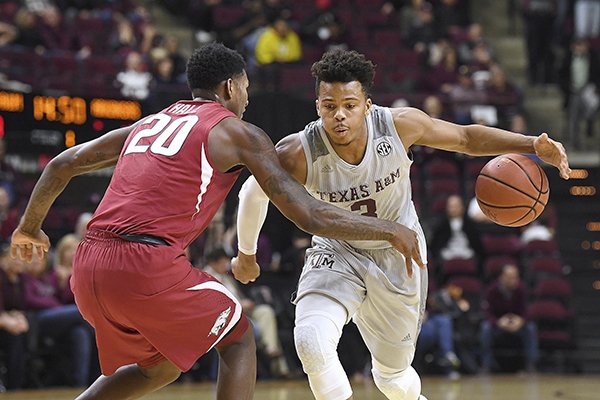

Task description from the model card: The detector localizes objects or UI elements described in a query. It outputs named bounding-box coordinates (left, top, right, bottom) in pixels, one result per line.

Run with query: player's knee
left=140, top=361, right=181, bottom=384
left=294, top=324, right=327, bottom=374
left=294, top=316, right=338, bottom=375
left=372, top=365, right=421, bottom=400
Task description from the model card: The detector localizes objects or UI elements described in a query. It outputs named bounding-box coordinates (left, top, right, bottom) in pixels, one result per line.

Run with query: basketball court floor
left=2, top=375, right=598, bottom=400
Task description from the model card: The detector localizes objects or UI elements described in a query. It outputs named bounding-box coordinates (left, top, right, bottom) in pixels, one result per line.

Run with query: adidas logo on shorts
left=401, top=333, right=412, bottom=342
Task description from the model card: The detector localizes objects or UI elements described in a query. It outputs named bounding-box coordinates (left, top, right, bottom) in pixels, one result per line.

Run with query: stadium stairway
left=472, top=0, right=600, bottom=372
left=472, top=0, right=567, bottom=146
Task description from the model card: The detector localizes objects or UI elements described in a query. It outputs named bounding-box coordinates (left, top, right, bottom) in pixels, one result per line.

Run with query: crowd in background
left=0, top=0, right=584, bottom=391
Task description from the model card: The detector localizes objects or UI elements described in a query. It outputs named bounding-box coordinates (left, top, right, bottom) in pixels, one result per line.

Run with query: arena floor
left=2, top=374, right=599, bottom=400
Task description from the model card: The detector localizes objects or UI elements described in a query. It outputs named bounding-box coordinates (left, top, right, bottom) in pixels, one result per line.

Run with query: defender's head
left=186, top=43, right=249, bottom=118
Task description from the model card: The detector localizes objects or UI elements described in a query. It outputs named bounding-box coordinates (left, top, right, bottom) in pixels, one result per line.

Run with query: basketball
left=475, top=154, right=549, bottom=227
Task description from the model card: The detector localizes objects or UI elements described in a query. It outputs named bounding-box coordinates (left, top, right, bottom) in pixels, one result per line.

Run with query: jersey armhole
left=298, top=132, right=315, bottom=189
left=202, top=114, right=238, bottom=175
left=381, top=106, right=413, bottom=166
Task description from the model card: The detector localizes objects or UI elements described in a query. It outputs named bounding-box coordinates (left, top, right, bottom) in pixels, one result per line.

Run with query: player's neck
left=192, top=89, right=222, bottom=104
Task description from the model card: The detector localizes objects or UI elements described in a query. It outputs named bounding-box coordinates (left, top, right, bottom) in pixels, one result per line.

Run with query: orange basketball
left=475, top=154, right=549, bottom=227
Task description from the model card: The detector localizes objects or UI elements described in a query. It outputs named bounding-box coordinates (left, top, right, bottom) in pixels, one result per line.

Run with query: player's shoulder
left=388, top=106, right=428, bottom=122
left=214, top=116, right=265, bottom=138
left=276, top=133, right=304, bottom=160
left=275, top=134, right=307, bottom=181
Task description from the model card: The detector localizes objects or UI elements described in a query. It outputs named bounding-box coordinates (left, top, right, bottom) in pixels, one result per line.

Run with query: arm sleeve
left=237, top=175, right=270, bottom=255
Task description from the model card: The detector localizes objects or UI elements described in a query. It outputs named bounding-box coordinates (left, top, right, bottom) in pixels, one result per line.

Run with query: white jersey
left=299, top=104, right=419, bottom=250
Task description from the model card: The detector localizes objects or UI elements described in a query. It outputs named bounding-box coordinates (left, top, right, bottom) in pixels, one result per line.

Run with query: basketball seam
left=477, top=198, right=540, bottom=226
left=534, top=162, right=550, bottom=194
left=505, top=156, right=549, bottom=194
left=478, top=174, right=548, bottom=207
left=505, top=157, right=547, bottom=226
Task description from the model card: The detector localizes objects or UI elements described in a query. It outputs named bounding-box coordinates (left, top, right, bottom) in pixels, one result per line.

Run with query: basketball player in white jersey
left=234, top=50, right=571, bottom=400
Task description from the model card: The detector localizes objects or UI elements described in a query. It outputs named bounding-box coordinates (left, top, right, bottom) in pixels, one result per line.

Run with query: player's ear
left=315, top=99, right=320, bottom=117
left=365, top=97, right=372, bottom=115
left=224, top=78, right=234, bottom=100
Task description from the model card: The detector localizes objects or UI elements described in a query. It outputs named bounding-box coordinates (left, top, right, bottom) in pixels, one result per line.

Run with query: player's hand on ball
left=232, top=251, right=260, bottom=284
left=533, top=133, right=571, bottom=180
left=10, top=227, right=50, bottom=262
left=388, top=225, right=425, bottom=278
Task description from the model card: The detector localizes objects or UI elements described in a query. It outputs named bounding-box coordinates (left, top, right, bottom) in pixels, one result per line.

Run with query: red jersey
left=89, top=100, right=241, bottom=250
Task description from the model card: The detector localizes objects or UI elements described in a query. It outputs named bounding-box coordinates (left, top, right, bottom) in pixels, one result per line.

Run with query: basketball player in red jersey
left=10, top=44, right=425, bottom=399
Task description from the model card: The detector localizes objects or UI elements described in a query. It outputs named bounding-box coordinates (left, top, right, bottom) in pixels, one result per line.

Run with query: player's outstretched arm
left=231, top=175, right=269, bottom=284
left=209, top=120, right=424, bottom=279
left=392, top=107, right=571, bottom=179
left=12, top=125, right=135, bottom=261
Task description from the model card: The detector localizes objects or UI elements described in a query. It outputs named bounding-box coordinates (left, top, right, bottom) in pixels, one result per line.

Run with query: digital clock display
left=0, top=91, right=143, bottom=155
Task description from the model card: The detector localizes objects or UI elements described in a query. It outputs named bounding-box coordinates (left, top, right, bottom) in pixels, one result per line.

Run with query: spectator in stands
left=52, top=234, right=80, bottom=302
left=202, top=248, right=290, bottom=378
left=0, top=20, right=17, bottom=46
left=22, top=251, right=94, bottom=387
left=559, top=38, right=600, bottom=150
left=405, top=1, right=437, bottom=54
left=424, top=41, right=459, bottom=93
left=457, top=23, right=494, bottom=66
left=480, top=264, right=539, bottom=373
left=510, top=113, right=529, bottom=134
left=415, top=282, right=467, bottom=380
left=255, top=14, right=302, bottom=91
left=161, top=35, right=186, bottom=79
left=520, top=207, right=555, bottom=244
left=300, top=6, right=349, bottom=52
left=153, top=57, right=176, bottom=85
left=37, top=6, right=90, bottom=57
left=116, top=51, right=152, bottom=100
left=74, top=212, right=92, bottom=241
left=110, top=13, right=138, bottom=54
left=220, top=0, right=262, bottom=46
left=0, top=247, right=29, bottom=390
left=447, top=65, right=487, bottom=124
left=255, top=14, right=302, bottom=65
left=422, top=94, right=451, bottom=121
left=430, top=194, right=484, bottom=266
left=12, top=8, right=44, bottom=52
left=574, top=0, right=600, bottom=39
left=485, top=64, right=523, bottom=127
left=521, top=0, right=557, bottom=86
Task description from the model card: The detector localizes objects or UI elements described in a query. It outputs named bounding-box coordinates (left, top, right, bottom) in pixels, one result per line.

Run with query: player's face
left=316, top=81, right=372, bottom=147
left=230, top=71, right=250, bottom=118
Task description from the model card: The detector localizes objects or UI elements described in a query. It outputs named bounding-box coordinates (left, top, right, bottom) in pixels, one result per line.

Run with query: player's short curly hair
left=186, top=43, right=246, bottom=91
left=311, top=49, right=375, bottom=96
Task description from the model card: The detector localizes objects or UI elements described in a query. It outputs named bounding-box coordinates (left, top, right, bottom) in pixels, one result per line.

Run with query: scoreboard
left=0, top=91, right=143, bottom=155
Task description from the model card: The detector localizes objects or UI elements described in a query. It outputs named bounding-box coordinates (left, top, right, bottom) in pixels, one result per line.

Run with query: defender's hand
left=11, top=227, right=50, bottom=262
left=534, top=133, right=571, bottom=180
left=231, top=251, right=260, bottom=284
left=388, top=225, right=425, bottom=278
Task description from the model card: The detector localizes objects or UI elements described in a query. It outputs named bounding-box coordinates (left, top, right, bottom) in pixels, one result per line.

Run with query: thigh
left=293, top=237, right=368, bottom=322
left=73, top=238, right=247, bottom=376
left=354, top=247, right=428, bottom=371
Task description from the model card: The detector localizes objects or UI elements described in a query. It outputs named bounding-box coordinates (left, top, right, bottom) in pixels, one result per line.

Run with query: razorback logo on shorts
left=208, top=306, right=231, bottom=337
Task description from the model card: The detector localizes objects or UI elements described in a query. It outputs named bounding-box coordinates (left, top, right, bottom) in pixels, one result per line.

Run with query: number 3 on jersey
left=124, top=114, right=199, bottom=156
left=351, top=198, right=378, bottom=217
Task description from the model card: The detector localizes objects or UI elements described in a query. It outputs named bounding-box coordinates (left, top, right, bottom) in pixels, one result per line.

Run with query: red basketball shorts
left=71, top=230, right=249, bottom=375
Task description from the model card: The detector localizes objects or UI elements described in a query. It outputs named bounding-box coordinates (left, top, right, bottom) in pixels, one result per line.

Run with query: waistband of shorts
left=85, top=229, right=170, bottom=246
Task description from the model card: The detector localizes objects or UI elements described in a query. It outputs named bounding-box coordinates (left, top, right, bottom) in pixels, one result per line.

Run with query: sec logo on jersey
left=376, top=141, right=392, bottom=156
